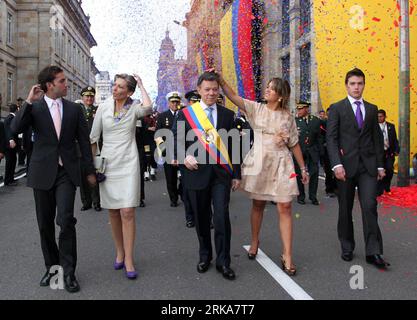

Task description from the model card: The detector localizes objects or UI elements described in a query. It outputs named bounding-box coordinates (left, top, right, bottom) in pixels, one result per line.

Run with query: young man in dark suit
left=326, top=68, right=389, bottom=269
left=173, top=72, right=241, bottom=280
left=377, top=109, right=399, bottom=196
left=12, top=66, right=96, bottom=292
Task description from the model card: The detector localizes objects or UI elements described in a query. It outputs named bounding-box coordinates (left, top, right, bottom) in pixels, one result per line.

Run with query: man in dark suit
left=326, top=68, right=389, bottom=269
left=155, top=91, right=182, bottom=207
left=0, top=120, right=6, bottom=164
left=377, top=109, right=399, bottom=196
left=318, top=110, right=337, bottom=197
left=173, top=72, right=241, bottom=280
left=294, top=101, right=323, bottom=205
left=78, top=86, right=101, bottom=212
left=4, top=104, right=19, bottom=186
left=12, top=66, right=96, bottom=292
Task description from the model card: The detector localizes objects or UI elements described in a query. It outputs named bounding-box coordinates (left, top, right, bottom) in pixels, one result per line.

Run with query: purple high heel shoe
left=124, top=267, right=138, bottom=280
left=114, top=261, right=125, bottom=270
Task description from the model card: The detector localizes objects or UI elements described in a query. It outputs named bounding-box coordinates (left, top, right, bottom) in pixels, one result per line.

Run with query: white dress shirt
left=200, top=100, right=218, bottom=128
left=379, top=121, right=390, bottom=150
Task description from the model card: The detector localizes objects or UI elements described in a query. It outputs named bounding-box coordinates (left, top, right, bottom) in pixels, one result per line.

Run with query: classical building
left=155, top=30, right=187, bottom=112
left=95, top=70, right=112, bottom=104
left=0, top=0, right=98, bottom=116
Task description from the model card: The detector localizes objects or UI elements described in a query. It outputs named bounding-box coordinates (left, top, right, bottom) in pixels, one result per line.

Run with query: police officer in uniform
left=79, top=86, right=101, bottom=211
left=155, top=91, right=182, bottom=207
left=294, top=101, right=323, bottom=205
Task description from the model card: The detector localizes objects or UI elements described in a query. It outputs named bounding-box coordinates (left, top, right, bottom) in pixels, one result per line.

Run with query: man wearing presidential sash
left=173, top=72, right=241, bottom=281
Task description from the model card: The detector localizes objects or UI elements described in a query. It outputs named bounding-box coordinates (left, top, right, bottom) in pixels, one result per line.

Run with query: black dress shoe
left=170, top=201, right=178, bottom=207
left=366, top=254, right=390, bottom=269
left=311, top=199, right=320, bottom=205
left=216, top=265, right=236, bottom=280
left=297, top=199, right=305, bottom=205
left=40, top=270, right=57, bottom=287
left=81, top=205, right=92, bottom=211
left=186, top=221, right=195, bottom=228
left=197, top=261, right=210, bottom=273
left=93, top=204, right=102, bottom=212
left=64, top=275, right=80, bottom=293
left=341, top=251, right=353, bottom=262
left=139, top=200, right=146, bottom=208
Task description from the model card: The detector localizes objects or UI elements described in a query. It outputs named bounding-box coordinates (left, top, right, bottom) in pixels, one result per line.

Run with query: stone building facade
left=0, top=0, right=98, bottom=117
left=156, top=30, right=187, bottom=112
left=183, top=0, right=318, bottom=112
left=95, top=70, right=112, bottom=105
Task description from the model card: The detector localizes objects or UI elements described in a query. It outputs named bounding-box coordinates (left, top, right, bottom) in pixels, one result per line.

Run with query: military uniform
left=155, top=92, right=183, bottom=207
left=78, top=86, right=101, bottom=211
left=294, top=103, right=323, bottom=205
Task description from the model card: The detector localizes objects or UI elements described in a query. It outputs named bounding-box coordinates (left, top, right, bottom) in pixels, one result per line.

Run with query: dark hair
left=114, top=74, right=137, bottom=93
left=38, top=66, right=64, bottom=92
left=8, top=103, right=18, bottom=113
left=378, top=109, right=386, bottom=117
left=197, top=72, right=220, bottom=87
left=268, top=78, right=291, bottom=110
left=345, top=68, right=366, bottom=84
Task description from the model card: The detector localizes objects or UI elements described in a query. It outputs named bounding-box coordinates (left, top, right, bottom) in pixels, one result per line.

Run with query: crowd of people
left=1, top=65, right=401, bottom=293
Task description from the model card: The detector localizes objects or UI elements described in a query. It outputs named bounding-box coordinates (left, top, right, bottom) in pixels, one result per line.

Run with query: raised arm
left=133, top=74, right=152, bottom=107
left=214, top=71, right=246, bottom=112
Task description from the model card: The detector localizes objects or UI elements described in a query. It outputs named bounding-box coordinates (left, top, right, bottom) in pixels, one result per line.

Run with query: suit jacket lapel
left=41, top=99, right=59, bottom=141
left=60, top=99, right=69, bottom=141
left=215, top=105, right=223, bottom=130
left=361, top=100, right=372, bottom=136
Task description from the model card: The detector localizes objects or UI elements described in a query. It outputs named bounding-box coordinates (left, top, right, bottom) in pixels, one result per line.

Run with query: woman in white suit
left=90, top=74, right=152, bottom=279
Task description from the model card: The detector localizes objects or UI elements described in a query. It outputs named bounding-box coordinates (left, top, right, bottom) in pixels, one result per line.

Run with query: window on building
left=7, top=72, right=14, bottom=103
left=61, top=32, right=65, bottom=59
left=281, top=55, right=290, bottom=84
left=300, top=0, right=311, bottom=35
left=68, top=39, right=72, bottom=64
left=282, top=0, right=290, bottom=47
left=300, top=43, right=311, bottom=103
left=7, top=12, right=13, bottom=45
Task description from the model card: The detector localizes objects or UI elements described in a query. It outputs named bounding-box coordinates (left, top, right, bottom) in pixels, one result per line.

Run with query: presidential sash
left=182, top=102, right=233, bottom=175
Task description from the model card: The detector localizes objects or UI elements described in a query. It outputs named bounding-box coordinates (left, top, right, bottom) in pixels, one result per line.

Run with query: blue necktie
left=354, top=101, right=364, bottom=129
left=207, top=107, right=214, bottom=127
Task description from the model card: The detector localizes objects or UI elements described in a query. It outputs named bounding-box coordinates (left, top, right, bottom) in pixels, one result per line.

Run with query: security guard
left=155, top=91, right=182, bottom=207
left=294, top=101, right=323, bottom=205
left=185, top=90, right=201, bottom=106
left=79, top=86, right=101, bottom=211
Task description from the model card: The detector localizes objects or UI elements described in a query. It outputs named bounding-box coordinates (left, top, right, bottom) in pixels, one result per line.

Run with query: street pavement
left=0, top=168, right=416, bottom=300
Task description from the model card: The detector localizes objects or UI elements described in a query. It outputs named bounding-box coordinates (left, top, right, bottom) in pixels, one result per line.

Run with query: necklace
left=114, top=98, right=133, bottom=123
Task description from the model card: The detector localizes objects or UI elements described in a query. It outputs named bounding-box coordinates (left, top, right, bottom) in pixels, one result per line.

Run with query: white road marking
left=243, top=245, right=314, bottom=300
left=0, top=172, right=26, bottom=188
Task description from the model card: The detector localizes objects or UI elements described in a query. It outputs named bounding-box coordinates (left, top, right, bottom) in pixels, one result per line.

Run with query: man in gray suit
left=326, top=68, right=389, bottom=269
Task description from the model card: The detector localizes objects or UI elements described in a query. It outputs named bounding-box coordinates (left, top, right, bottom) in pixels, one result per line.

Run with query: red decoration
left=378, top=185, right=417, bottom=212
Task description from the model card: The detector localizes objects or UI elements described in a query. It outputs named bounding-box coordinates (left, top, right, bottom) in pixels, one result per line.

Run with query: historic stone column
left=289, top=0, right=301, bottom=111
left=262, top=0, right=281, bottom=90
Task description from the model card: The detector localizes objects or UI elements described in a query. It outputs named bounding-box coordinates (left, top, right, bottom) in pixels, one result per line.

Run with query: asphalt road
left=0, top=170, right=416, bottom=300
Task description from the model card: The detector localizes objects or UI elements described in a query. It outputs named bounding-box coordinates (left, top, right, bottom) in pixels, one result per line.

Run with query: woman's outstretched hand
left=133, top=74, right=143, bottom=88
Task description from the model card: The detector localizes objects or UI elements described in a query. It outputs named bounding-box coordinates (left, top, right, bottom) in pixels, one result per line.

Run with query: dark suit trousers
left=188, top=178, right=231, bottom=267
left=34, top=166, right=77, bottom=276
left=80, top=163, right=100, bottom=206
left=377, top=153, right=395, bottom=194
left=180, top=176, right=194, bottom=222
left=295, top=154, right=319, bottom=201
left=164, top=163, right=179, bottom=203
left=337, top=160, right=383, bottom=256
left=4, top=148, right=17, bottom=184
